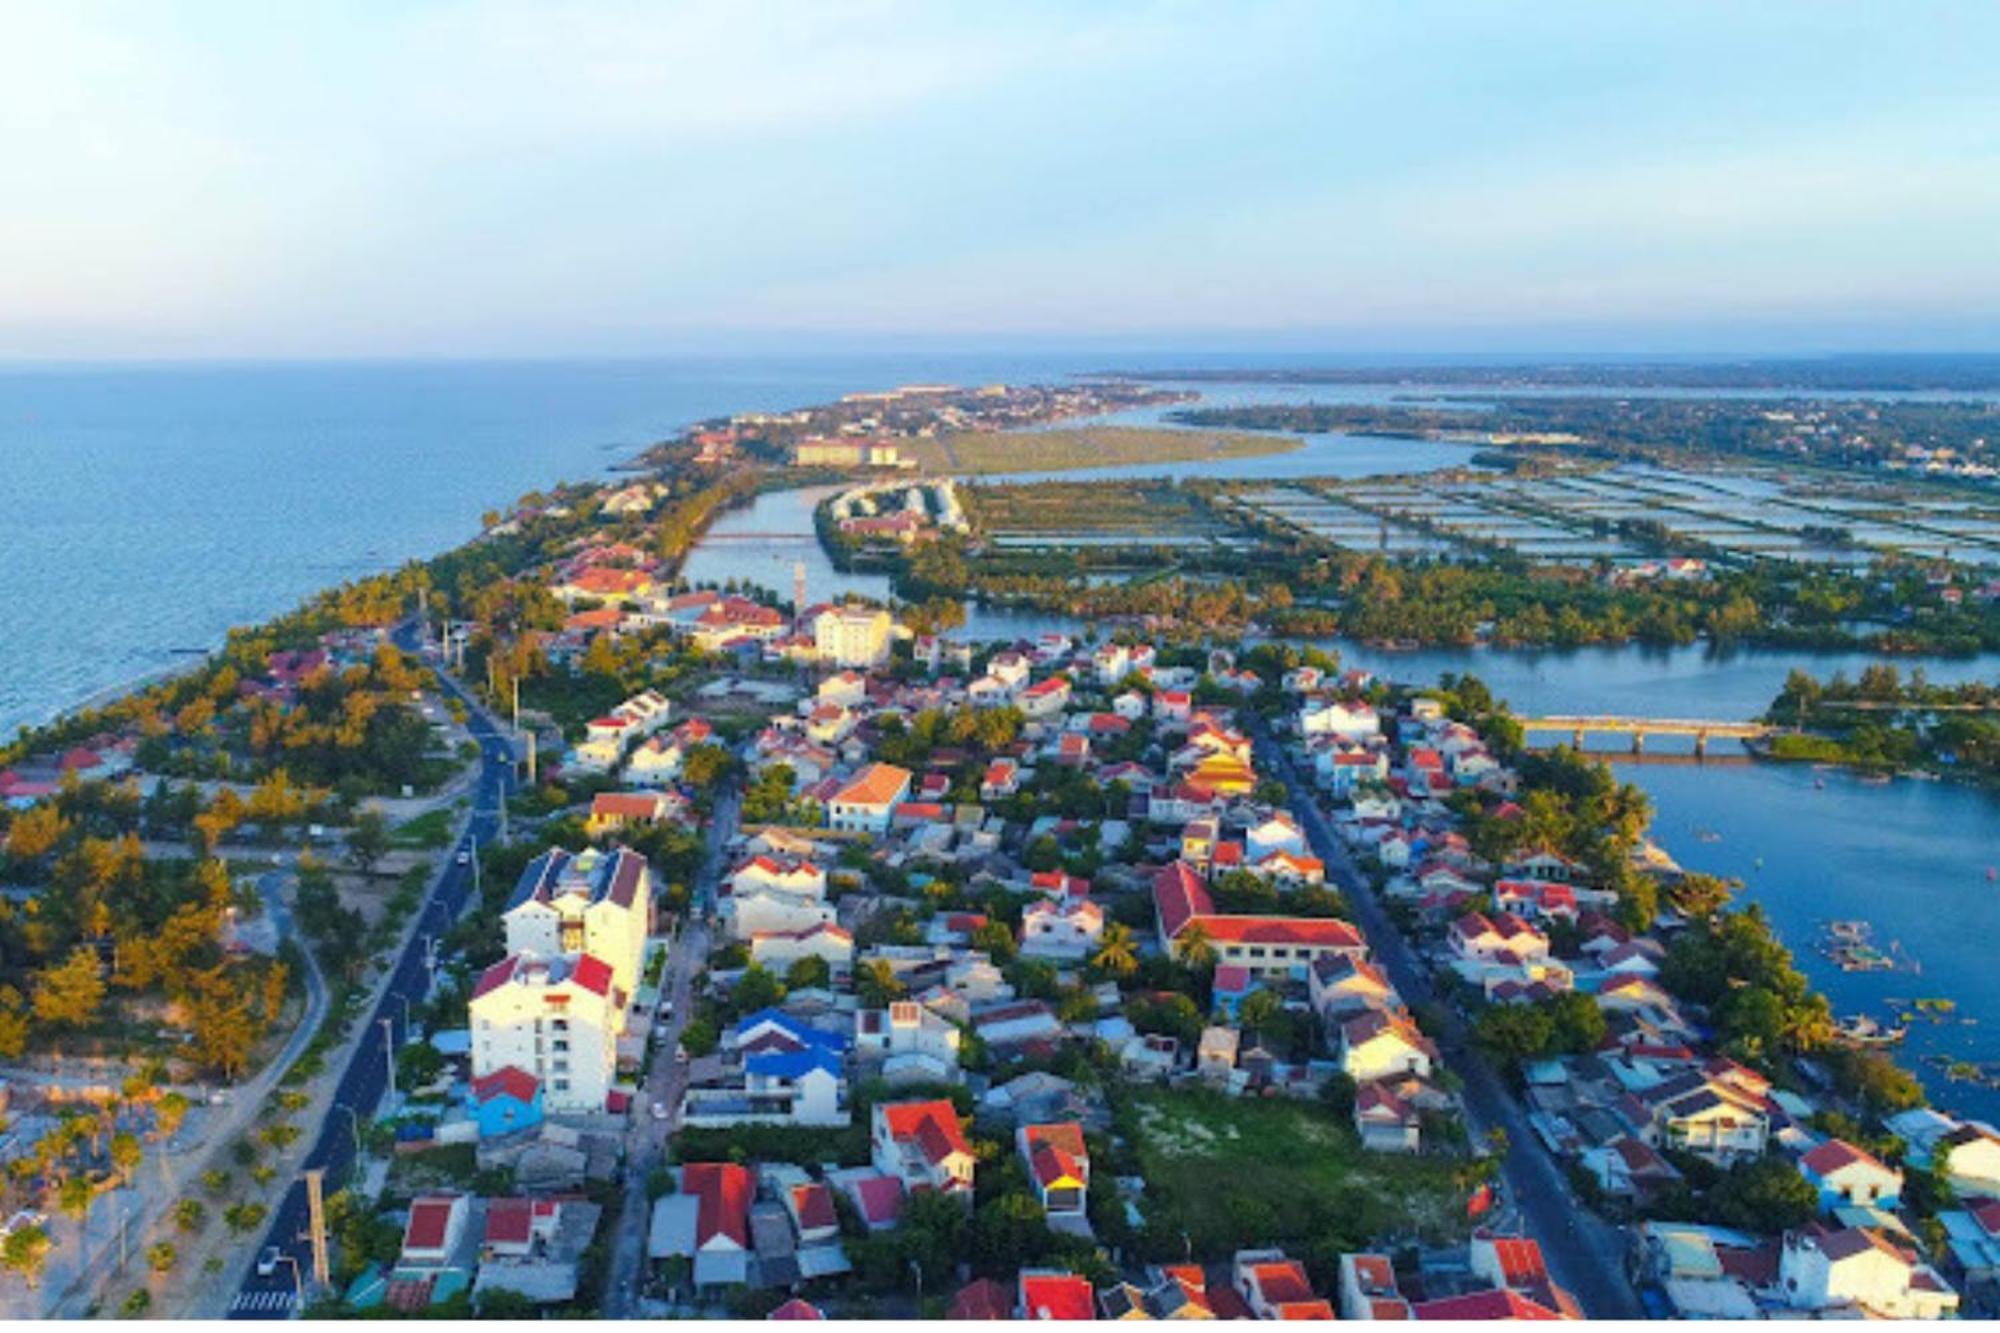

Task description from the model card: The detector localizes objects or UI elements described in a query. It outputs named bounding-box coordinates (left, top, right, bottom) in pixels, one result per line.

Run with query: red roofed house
left=1801, top=1138, right=1904, bottom=1211
left=680, top=1162, right=754, bottom=1287
left=1414, top=1288, right=1571, bottom=1320
left=872, top=1099, right=975, bottom=1198
left=1018, top=1122, right=1090, bottom=1219
left=951, top=1277, right=1013, bottom=1320
left=1339, top=1253, right=1413, bottom=1320
left=1018, top=1269, right=1097, bottom=1321
left=402, top=1195, right=471, bottom=1268
left=469, top=952, right=624, bottom=1112
left=1234, top=1249, right=1335, bottom=1320
left=586, top=790, right=676, bottom=836
left=768, top=1297, right=824, bottom=1320
left=1154, top=860, right=1367, bottom=980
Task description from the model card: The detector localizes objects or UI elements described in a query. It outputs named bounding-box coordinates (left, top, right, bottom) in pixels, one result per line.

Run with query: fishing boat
left=1833, top=1014, right=1906, bottom=1047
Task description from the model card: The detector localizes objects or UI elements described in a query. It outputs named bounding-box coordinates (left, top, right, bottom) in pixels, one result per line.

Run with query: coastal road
left=227, top=625, right=515, bottom=1319
left=1251, top=720, right=1642, bottom=1321
left=601, top=785, right=734, bottom=1317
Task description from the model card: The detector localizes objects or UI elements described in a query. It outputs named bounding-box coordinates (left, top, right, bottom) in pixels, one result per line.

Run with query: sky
left=3, top=0, right=1999, bottom=360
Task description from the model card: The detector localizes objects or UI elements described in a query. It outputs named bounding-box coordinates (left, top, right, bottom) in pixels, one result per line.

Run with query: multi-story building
left=468, top=954, right=622, bottom=1112
left=503, top=846, right=652, bottom=999
left=813, top=604, right=894, bottom=667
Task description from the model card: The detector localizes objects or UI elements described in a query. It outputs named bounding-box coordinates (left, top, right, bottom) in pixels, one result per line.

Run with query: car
left=674, top=1044, right=689, bottom=1064
left=455, top=850, right=471, bottom=866
left=257, top=1246, right=281, bottom=1277
left=650, top=1101, right=670, bottom=1122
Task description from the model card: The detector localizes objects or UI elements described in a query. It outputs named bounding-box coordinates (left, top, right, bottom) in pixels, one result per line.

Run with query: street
left=601, top=785, right=736, bottom=1317
left=1251, top=720, right=1643, bottom=1321
left=226, top=623, right=514, bottom=1320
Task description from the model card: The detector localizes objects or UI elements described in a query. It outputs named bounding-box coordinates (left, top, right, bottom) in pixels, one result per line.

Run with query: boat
left=1833, top=1014, right=1906, bottom=1047
left=1858, top=772, right=1892, bottom=785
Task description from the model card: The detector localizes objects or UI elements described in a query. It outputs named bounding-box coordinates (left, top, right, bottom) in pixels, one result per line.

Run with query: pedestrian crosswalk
left=229, top=1288, right=297, bottom=1316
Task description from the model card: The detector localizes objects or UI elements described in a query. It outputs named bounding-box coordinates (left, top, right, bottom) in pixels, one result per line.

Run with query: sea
left=4, top=354, right=1999, bottom=1118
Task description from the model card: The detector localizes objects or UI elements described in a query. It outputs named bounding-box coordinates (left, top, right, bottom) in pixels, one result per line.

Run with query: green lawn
left=389, top=807, right=457, bottom=849
left=1118, top=1088, right=1472, bottom=1260
left=904, top=425, right=1299, bottom=476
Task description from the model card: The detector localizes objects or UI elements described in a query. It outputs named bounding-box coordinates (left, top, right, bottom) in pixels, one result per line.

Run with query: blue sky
left=4, top=0, right=1998, bottom=358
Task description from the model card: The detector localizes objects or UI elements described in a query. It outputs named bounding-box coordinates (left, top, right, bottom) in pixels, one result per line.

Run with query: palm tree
left=1173, top=922, right=1217, bottom=972
left=57, top=1173, right=95, bottom=1252
left=1090, top=923, right=1138, bottom=979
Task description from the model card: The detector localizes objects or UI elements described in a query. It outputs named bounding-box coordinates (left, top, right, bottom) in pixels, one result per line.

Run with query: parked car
left=257, top=1246, right=281, bottom=1277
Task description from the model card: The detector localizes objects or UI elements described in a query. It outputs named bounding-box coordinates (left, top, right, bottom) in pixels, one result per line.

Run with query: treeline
left=1766, top=666, right=2000, bottom=779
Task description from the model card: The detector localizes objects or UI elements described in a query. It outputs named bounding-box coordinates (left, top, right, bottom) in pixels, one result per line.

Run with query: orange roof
left=832, top=762, right=914, bottom=809
left=879, top=1099, right=969, bottom=1164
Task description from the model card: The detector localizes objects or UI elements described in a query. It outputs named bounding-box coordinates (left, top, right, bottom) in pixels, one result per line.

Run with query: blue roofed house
left=467, top=1065, right=544, bottom=1140
left=681, top=1009, right=851, bottom=1128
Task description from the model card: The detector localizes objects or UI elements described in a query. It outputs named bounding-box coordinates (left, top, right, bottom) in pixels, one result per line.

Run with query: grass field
left=1119, top=1088, right=1472, bottom=1259
left=903, top=425, right=1299, bottom=476
left=964, top=480, right=1221, bottom=534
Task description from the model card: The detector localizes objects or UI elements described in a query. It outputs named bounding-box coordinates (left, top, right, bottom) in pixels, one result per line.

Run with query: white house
left=1338, top=1010, right=1436, bottom=1084
left=1018, top=897, right=1105, bottom=962
left=872, top=1100, right=975, bottom=1198
left=469, top=953, right=622, bottom=1113
left=1778, top=1227, right=1958, bottom=1319
left=826, top=763, right=913, bottom=835
left=749, top=922, right=854, bottom=973
left=1300, top=700, right=1381, bottom=740
left=729, top=854, right=827, bottom=900
left=503, top=845, right=652, bottom=1002
left=855, top=1001, right=963, bottom=1082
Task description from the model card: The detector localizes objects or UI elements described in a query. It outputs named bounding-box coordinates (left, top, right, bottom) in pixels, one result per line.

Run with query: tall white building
left=468, top=953, right=623, bottom=1112
left=502, top=846, right=653, bottom=999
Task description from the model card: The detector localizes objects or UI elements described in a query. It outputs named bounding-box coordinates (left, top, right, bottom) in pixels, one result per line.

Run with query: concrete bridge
left=1521, top=714, right=1775, bottom=755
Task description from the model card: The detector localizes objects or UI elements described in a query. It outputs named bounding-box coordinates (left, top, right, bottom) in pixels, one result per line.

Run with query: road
left=226, top=623, right=515, bottom=1319
left=1250, top=720, right=1642, bottom=1321
left=601, top=785, right=734, bottom=1317
left=41, top=870, right=331, bottom=1318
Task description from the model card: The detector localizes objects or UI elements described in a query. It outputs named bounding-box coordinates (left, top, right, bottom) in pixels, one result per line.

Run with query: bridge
left=1520, top=714, right=1775, bottom=755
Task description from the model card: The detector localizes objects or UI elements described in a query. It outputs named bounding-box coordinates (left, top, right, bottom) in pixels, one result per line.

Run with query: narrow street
left=1251, top=720, right=1643, bottom=1321
left=600, top=786, right=736, bottom=1317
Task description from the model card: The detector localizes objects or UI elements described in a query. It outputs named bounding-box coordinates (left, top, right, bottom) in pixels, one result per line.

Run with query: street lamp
left=333, top=1103, right=364, bottom=1157
left=380, top=1017, right=398, bottom=1099
left=273, top=1253, right=305, bottom=1307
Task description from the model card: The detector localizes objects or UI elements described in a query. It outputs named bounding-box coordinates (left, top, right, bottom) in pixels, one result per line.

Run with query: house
left=729, top=853, right=828, bottom=899
left=1309, top=955, right=1399, bottom=1025
left=475, top=1196, right=601, bottom=1306
left=586, top=791, right=676, bottom=836
left=1197, top=1025, right=1239, bottom=1080
left=1580, top=1136, right=1681, bottom=1202
left=749, top=922, right=854, bottom=973
left=1801, top=1139, right=1904, bottom=1211
left=1354, top=1082, right=1421, bottom=1153
left=855, top=1001, right=963, bottom=1083
left=783, top=1181, right=841, bottom=1248
left=1338, top=1254, right=1412, bottom=1320
left=826, top=763, right=913, bottom=834
left=980, top=758, right=1021, bottom=800
left=1153, top=861, right=1367, bottom=980
left=1019, top=897, right=1105, bottom=962
left=767, top=1298, right=824, bottom=1321
left=730, top=886, right=837, bottom=940
left=1233, top=1250, right=1335, bottom=1320
left=1017, top=1270, right=1096, bottom=1321
left=974, top=1000, right=1063, bottom=1049
left=504, top=845, right=652, bottom=998
left=681, top=1009, right=849, bottom=1128
left=1300, top=700, right=1380, bottom=739
left=664, top=1162, right=754, bottom=1287
left=832, top=1171, right=905, bottom=1234
left=469, top=953, right=622, bottom=1113
left=1635, top=1065, right=1771, bottom=1165
left=1019, top=675, right=1072, bottom=719
left=1339, top=1010, right=1437, bottom=1084
left=950, top=1277, right=1013, bottom=1320
left=1018, top=1123, right=1090, bottom=1219
left=402, top=1195, right=471, bottom=1268
left=466, top=1065, right=544, bottom=1140
left=872, top=1099, right=974, bottom=1198
left=1243, top=812, right=1306, bottom=861
left=1778, top=1226, right=1958, bottom=1319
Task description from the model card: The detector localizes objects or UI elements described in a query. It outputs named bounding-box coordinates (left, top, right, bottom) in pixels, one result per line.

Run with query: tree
left=784, top=955, right=831, bottom=991
left=111, top=1130, right=143, bottom=1184
left=856, top=959, right=905, bottom=1008
left=1708, top=1156, right=1819, bottom=1233
left=1473, top=1004, right=1554, bottom=1068
left=33, top=948, right=105, bottom=1029
left=174, top=1198, right=207, bottom=1233
left=1, top=1225, right=51, bottom=1288
left=1089, top=922, right=1138, bottom=980
left=155, top=1091, right=191, bottom=1140
left=58, top=1173, right=96, bottom=1240
left=971, top=919, right=1018, bottom=965
left=1172, top=922, right=1217, bottom=972
left=3, top=802, right=69, bottom=860
left=346, top=809, right=391, bottom=874
left=147, top=1241, right=177, bottom=1274
left=731, top=964, right=784, bottom=1015
left=1238, top=988, right=1282, bottom=1034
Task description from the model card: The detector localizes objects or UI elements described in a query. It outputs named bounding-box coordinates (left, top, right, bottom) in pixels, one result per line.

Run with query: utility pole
left=511, top=675, right=520, bottom=734
left=526, top=731, right=538, bottom=784
left=305, top=1168, right=330, bottom=1289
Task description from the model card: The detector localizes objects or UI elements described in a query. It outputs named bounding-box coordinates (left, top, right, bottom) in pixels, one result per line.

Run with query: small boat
left=1813, top=778, right=1825, bottom=790
left=1858, top=772, right=1892, bottom=785
left=1987, top=866, right=1996, bottom=883
left=1833, top=1014, right=1906, bottom=1047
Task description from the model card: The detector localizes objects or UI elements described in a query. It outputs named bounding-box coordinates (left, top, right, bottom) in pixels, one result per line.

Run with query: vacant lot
left=965, top=480, right=1221, bottom=535
left=1120, top=1088, right=1471, bottom=1260
left=905, top=425, right=1298, bottom=476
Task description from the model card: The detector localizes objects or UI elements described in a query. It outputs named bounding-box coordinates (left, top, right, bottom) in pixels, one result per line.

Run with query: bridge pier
left=1572, top=729, right=1585, bottom=750
left=1694, top=731, right=1708, bottom=758
left=1630, top=732, right=1645, bottom=755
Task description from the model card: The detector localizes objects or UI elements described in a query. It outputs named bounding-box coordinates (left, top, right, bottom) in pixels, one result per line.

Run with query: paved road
left=601, top=787, right=734, bottom=1317
left=1251, top=720, right=1642, bottom=1320
left=227, top=624, right=515, bottom=1320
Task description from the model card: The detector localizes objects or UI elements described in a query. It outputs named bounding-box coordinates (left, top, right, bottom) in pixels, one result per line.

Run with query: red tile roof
left=403, top=1196, right=459, bottom=1253
left=768, top=1298, right=824, bottom=1320
left=790, top=1182, right=837, bottom=1233
left=1019, top=1271, right=1096, bottom=1321
left=1415, top=1288, right=1569, bottom=1320
left=950, top=1278, right=1012, bottom=1321
left=570, top=953, right=614, bottom=996
left=484, top=1197, right=535, bottom=1246
left=681, top=1162, right=753, bottom=1248
left=470, top=1065, right=540, bottom=1106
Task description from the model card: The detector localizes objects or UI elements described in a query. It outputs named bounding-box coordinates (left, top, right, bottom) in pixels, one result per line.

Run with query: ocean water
left=0, top=354, right=1127, bottom=735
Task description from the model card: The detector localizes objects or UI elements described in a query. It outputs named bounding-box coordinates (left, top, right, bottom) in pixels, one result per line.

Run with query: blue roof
left=734, top=1008, right=850, bottom=1053
left=747, top=1044, right=845, bottom=1080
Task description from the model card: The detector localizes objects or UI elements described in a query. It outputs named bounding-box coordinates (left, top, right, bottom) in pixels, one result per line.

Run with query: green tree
left=32, top=947, right=106, bottom=1029
left=346, top=809, right=391, bottom=874
left=1089, top=922, right=1138, bottom=980
left=147, top=1241, right=178, bottom=1274
left=174, top=1198, right=207, bottom=1233
left=0, top=1224, right=51, bottom=1288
